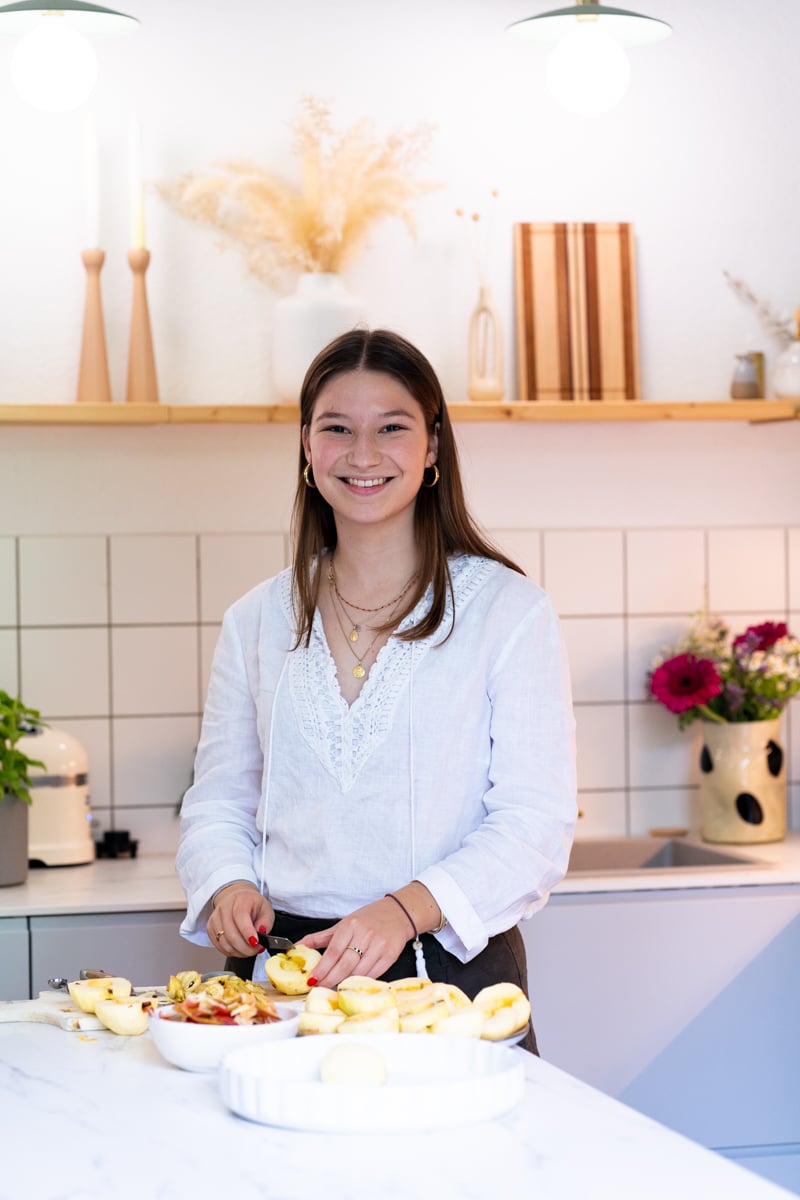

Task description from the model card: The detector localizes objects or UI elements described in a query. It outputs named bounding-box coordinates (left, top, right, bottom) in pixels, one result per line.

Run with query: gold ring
left=349, top=945, right=363, bottom=957
left=215, top=929, right=224, bottom=941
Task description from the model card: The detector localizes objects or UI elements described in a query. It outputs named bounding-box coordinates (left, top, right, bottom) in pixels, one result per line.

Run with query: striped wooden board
left=513, top=222, right=641, bottom=402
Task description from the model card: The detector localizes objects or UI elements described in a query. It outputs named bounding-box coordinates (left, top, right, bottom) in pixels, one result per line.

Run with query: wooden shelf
left=0, top=401, right=798, bottom=426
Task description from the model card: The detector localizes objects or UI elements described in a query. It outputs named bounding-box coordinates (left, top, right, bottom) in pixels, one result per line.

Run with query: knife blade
left=257, top=932, right=295, bottom=952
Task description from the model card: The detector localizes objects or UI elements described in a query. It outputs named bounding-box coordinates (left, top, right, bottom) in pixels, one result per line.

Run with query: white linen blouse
left=177, top=555, right=577, bottom=962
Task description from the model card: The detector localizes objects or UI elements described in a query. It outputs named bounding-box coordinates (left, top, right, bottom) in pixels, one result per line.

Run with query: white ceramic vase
left=698, top=718, right=786, bottom=844
left=467, top=285, right=504, bottom=403
left=271, top=273, right=366, bottom=403
left=772, top=341, right=800, bottom=399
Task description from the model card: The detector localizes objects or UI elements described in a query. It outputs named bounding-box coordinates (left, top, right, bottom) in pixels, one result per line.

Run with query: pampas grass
left=159, top=97, right=438, bottom=286
left=723, top=270, right=795, bottom=348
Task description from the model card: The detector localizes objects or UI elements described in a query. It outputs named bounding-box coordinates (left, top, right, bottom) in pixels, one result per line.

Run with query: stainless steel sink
left=566, top=836, right=763, bottom=876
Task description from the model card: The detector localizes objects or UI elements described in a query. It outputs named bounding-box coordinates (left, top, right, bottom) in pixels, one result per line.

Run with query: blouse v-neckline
left=278, top=556, right=494, bottom=792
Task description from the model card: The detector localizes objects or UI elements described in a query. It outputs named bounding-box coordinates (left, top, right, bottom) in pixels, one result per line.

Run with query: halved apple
left=337, top=976, right=397, bottom=1016
left=473, top=982, right=531, bottom=1041
left=67, top=977, right=133, bottom=1014
left=428, top=982, right=472, bottom=1012
left=320, top=1042, right=387, bottom=1085
left=265, top=944, right=322, bottom=995
left=94, top=996, right=151, bottom=1036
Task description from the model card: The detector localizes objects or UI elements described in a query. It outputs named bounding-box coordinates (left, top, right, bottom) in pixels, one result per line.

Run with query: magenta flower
left=650, top=654, right=722, bottom=715
left=733, top=622, right=787, bottom=653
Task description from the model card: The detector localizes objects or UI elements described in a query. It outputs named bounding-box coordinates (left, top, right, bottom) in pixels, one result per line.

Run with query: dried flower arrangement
left=455, top=189, right=500, bottom=286
left=159, top=97, right=438, bottom=287
left=723, top=270, right=796, bottom=349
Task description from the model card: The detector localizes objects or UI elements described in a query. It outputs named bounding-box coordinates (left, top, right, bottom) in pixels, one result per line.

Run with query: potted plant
left=648, top=617, right=800, bottom=845
left=0, top=689, right=45, bottom=887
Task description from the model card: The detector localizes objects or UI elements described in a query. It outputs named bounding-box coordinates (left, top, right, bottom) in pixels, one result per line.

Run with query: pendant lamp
left=507, top=1, right=671, bottom=115
left=0, top=1, right=138, bottom=112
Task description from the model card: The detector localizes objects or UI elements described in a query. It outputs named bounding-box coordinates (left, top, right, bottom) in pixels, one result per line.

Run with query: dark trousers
left=226, top=910, right=538, bottom=1055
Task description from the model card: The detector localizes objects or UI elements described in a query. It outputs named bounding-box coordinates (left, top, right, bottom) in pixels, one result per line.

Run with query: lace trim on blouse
left=279, top=556, right=496, bottom=793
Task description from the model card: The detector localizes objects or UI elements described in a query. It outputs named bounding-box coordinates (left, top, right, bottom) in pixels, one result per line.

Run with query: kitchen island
left=0, top=1019, right=793, bottom=1200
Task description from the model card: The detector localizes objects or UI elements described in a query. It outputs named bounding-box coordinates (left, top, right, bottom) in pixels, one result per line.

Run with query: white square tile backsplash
left=111, top=626, right=199, bottom=715
left=0, top=629, right=18, bottom=696
left=708, top=527, right=786, bottom=612
left=20, top=626, right=109, bottom=716
left=2, top=527, right=797, bottom=846
left=199, top=533, right=286, bottom=622
left=0, top=537, right=16, bottom=625
left=19, top=536, right=108, bottom=625
left=110, top=535, right=198, bottom=624
left=543, top=530, right=624, bottom=615
left=626, top=529, right=706, bottom=614
left=561, top=617, right=626, bottom=704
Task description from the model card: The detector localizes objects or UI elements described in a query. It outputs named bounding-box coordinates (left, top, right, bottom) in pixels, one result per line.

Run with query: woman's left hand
left=299, top=897, right=411, bottom=988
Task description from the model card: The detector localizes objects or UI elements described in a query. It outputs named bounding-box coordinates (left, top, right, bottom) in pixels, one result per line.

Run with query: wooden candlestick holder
left=126, top=247, right=159, bottom=405
left=76, top=249, right=112, bottom=404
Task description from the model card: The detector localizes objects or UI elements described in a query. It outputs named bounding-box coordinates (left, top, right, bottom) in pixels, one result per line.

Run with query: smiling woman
left=176, top=328, right=577, bottom=1057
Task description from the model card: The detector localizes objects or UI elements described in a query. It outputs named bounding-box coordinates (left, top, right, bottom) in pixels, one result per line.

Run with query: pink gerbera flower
left=650, top=653, right=722, bottom=715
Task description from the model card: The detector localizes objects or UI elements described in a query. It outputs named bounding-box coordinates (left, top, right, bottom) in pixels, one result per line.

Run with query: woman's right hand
left=207, top=883, right=275, bottom=959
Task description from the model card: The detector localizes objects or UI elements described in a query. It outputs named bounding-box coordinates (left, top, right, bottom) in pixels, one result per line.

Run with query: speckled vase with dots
left=698, top=718, right=786, bottom=844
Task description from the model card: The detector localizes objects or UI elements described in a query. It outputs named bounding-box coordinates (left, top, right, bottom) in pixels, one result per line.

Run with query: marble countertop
left=0, top=1022, right=792, bottom=1200
left=2, top=834, right=799, bottom=920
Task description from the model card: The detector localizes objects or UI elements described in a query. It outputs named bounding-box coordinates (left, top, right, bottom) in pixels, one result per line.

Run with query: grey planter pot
left=0, top=793, right=29, bottom=886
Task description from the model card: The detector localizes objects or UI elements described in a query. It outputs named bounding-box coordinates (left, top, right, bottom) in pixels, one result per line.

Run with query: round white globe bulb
left=546, top=25, right=631, bottom=116
left=11, top=20, right=99, bottom=113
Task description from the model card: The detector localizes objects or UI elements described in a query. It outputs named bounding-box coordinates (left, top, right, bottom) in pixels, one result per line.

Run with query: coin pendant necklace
left=328, top=558, right=418, bottom=645
left=329, top=575, right=402, bottom=679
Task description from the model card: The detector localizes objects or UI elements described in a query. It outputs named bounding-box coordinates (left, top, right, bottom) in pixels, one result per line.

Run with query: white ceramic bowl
left=148, top=1003, right=301, bottom=1072
left=219, top=1033, right=525, bottom=1132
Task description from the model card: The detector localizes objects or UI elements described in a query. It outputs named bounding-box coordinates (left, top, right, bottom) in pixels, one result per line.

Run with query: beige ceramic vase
left=698, top=718, right=786, bottom=844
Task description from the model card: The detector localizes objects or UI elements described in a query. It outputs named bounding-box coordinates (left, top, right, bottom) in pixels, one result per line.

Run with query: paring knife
left=257, top=932, right=295, bottom=952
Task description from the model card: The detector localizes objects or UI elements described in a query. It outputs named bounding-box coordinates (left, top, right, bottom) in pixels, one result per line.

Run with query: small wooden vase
left=126, top=248, right=159, bottom=405
left=467, top=285, right=504, bottom=403
left=76, top=249, right=112, bottom=404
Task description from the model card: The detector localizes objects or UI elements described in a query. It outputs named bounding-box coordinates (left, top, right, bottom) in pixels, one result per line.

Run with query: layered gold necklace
left=327, top=559, right=418, bottom=680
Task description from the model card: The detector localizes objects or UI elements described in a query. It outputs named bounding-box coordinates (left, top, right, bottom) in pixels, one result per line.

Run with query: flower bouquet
left=648, top=615, right=800, bottom=729
left=649, top=616, right=798, bottom=844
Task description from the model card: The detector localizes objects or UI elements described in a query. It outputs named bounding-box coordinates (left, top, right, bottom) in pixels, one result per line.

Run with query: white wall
left=0, top=0, right=798, bottom=850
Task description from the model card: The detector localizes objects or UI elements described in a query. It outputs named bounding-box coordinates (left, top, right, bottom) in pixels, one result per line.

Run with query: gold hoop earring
left=303, top=463, right=316, bottom=489
left=422, top=463, right=440, bottom=489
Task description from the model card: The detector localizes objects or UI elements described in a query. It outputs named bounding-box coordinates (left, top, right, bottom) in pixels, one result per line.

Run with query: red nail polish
left=307, top=977, right=319, bottom=987
left=257, top=946, right=265, bottom=954
left=248, top=936, right=259, bottom=947
left=258, top=925, right=267, bottom=934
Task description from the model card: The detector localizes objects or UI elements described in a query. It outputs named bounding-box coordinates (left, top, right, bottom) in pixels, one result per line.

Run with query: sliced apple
left=298, top=1010, right=347, bottom=1036
left=337, top=1008, right=400, bottom=1034
left=67, top=977, right=133, bottom=1014
left=428, top=982, right=472, bottom=1012
left=95, top=996, right=151, bottom=1036
left=320, top=1042, right=387, bottom=1085
left=264, top=944, right=322, bottom=995
left=303, top=986, right=340, bottom=1015
left=398, top=998, right=450, bottom=1033
left=473, top=982, right=531, bottom=1041
left=337, top=976, right=397, bottom=1016
left=429, top=1007, right=484, bottom=1038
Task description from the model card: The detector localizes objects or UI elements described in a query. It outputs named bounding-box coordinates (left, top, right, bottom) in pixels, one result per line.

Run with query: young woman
left=176, top=329, right=576, bottom=1053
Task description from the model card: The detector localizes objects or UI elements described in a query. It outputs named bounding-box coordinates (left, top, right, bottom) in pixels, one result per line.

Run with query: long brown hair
left=291, top=328, right=523, bottom=646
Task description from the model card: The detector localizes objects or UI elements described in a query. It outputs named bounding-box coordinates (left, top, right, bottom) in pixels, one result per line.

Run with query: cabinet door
left=522, top=887, right=800, bottom=1149
left=30, top=911, right=224, bottom=996
left=0, top=918, right=30, bottom=1000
